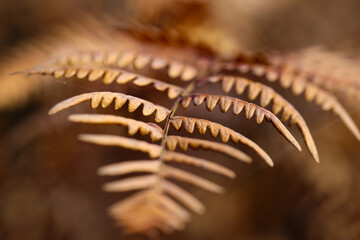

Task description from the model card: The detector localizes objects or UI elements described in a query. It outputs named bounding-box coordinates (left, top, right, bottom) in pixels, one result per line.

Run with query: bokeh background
left=0, top=0, right=360, bottom=239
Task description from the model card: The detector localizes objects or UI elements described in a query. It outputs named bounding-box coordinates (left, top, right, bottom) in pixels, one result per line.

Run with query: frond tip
left=181, top=94, right=302, bottom=152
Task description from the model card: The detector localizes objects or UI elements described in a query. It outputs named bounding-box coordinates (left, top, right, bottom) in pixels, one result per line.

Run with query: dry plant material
left=37, top=50, right=199, bottom=81
left=23, top=66, right=185, bottom=99
left=18, top=32, right=360, bottom=237
left=208, top=75, right=319, bottom=162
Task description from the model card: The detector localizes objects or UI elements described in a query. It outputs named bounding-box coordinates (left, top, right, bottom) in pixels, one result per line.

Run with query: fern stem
left=153, top=82, right=196, bottom=192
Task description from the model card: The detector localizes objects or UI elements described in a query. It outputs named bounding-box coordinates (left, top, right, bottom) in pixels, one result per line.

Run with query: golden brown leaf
left=169, top=117, right=274, bottom=166
left=208, top=75, right=319, bottom=162
left=222, top=60, right=360, bottom=142
left=99, top=152, right=235, bottom=179
left=23, top=67, right=184, bottom=99
left=49, top=92, right=170, bottom=122
left=78, top=134, right=162, bottom=158
left=163, top=151, right=236, bottom=178
left=68, top=114, right=164, bottom=141
left=46, top=50, right=199, bottom=81
left=109, top=190, right=187, bottom=233
left=180, top=95, right=302, bottom=152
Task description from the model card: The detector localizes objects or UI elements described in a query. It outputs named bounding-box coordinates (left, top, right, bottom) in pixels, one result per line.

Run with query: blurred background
left=0, top=0, right=360, bottom=239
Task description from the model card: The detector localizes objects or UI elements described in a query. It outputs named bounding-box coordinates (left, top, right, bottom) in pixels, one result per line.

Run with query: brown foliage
left=1, top=1, right=360, bottom=239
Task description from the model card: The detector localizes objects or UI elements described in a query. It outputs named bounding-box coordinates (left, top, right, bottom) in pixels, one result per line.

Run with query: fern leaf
left=44, top=51, right=199, bottom=81
left=108, top=188, right=199, bottom=233
left=98, top=160, right=161, bottom=176
left=104, top=166, right=224, bottom=194
left=69, top=114, right=164, bottom=141
left=278, top=47, right=360, bottom=100
left=161, top=180, right=205, bottom=214
left=163, top=166, right=224, bottom=193
left=271, top=68, right=360, bottom=141
left=163, top=151, right=236, bottom=178
left=28, top=33, right=360, bottom=234
left=166, top=135, right=252, bottom=163
left=49, top=92, right=170, bottom=123
left=79, top=132, right=252, bottom=165
left=78, top=134, right=162, bottom=158
left=23, top=67, right=184, bottom=99
left=103, top=175, right=158, bottom=192
left=180, top=95, right=302, bottom=152
left=169, top=117, right=274, bottom=166
left=220, top=60, right=360, bottom=141
left=302, top=83, right=360, bottom=141
left=208, top=75, right=319, bottom=162
left=99, top=153, right=235, bottom=179
left=166, top=135, right=267, bottom=165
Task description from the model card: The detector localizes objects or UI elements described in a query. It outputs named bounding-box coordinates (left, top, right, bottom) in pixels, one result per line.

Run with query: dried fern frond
left=180, top=94, right=302, bottom=152
left=21, top=66, right=185, bottom=99
left=169, top=116, right=274, bottom=166
left=40, top=46, right=360, bottom=234
left=68, top=114, right=164, bottom=141
left=271, top=71, right=360, bottom=141
left=33, top=50, right=200, bottom=81
left=162, top=151, right=236, bottom=178
left=216, top=56, right=360, bottom=142
left=277, top=47, right=360, bottom=101
left=0, top=14, right=135, bottom=111
left=76, top=133, right=234, bottom=233
left=107, top=187, right=201, bottom=234
left=208, top=75, right=319, bottom=162
left=165, top=135, right=252, bottom=164
left=14, top=19, right=358, bottom=235
left=98, top=153, right=236, bottom=179
left=104, top=165, right=225, bottom=194
left=79, top=134, right=162, bottom=158
left=22, top=44, right=358, bottom=235
left=49, top=92, right=170, bottom=123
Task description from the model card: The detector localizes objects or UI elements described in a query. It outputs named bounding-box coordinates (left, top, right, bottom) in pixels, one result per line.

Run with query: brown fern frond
left=68, top=114, right=164, bottom=141
left=103, top=175, right=158, bottom=192
left=21, top=66, right=185, bottom=99
left=99, top=152, right=236, bottom=179
left=98, top=160, right=161, bottom=176
left=107, top=187, right=201, bottom=234
left=169, top=116, right=274, bottom=166
left=277, top=47, right=360, bottom=101
left=166, top=135, right=253, bottom=164
left=216, top=60, right=360, bottom=141
left=275, top=71, right=360, bottom=141
left=298, top=82, right=360, bottom=141
left=163, top=151, right=236, bottom=178
left=33, top=44, right=359, bottom=235
left=74, top=133, right=238, bottom=233
left=180, top=95, right=302, bottom=152
left=14, top=16, right=358, bottom=235
left=49, top=92, right=170, bottom=123
left=39, top=50, right=200, bottom=81
left=78, top=134, right=162, bottom=158
left=103, top=166, right=224, bottom=194
left=108, top=190, right=189, bottom=233
left=79, top=132, right=251, bottom=165
left=207, top=75, right=319, bottom=162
